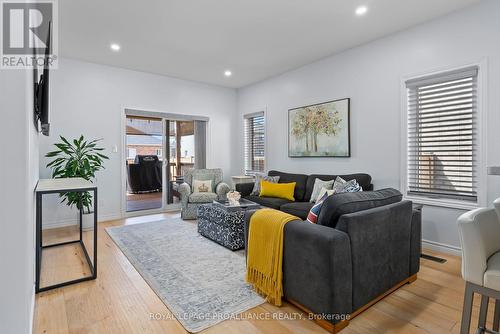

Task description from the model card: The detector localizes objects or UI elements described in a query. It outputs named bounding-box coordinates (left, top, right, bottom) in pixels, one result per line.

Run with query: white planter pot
left=82, top=212, right=95, bottom=231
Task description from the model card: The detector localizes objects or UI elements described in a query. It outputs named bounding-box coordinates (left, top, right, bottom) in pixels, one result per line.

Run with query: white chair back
left=457, top=207, right=500, bottom=285
left=494, top=198, right=500, bottom=218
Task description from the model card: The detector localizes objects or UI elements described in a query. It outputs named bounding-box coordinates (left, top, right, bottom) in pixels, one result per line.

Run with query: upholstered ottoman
left=197, top=200, right=259, bottom=250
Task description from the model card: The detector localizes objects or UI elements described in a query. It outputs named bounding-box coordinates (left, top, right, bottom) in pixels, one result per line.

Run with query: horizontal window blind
left=244, top=112, right=265, bottom=175
left=406, top=66, right=478, bottom=202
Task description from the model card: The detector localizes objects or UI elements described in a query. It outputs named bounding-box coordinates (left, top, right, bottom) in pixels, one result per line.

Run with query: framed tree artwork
left=288, top=98, right=350, bottom=157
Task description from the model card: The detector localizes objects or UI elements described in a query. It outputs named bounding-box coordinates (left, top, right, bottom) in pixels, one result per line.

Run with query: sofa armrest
left=283, top=221, right=352, bottom=322
left=336, top=200, right=413, bottom=310
left=243, top=211, right=352, bottom=323
left=410, top=208, right=422, bottom=276
left=178, top=182, right=191, bottom=206
left=216, top=182, right=230, bottom=200
left=236, top=182, right=254, bottom=196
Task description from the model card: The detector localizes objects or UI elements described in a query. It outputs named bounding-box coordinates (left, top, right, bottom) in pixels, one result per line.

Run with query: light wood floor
left=34, top=213, right=492, bottom=334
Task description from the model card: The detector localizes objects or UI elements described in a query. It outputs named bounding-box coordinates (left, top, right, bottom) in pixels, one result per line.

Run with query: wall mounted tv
left=33, top=21, right=52, bottom=136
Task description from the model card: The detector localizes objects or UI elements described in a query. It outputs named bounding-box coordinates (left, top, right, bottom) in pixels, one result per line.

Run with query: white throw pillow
left=192, top=179, right=213, bottom=193
left=316, top=187, right=336, bottom=203
left=310, top=178, right=335, bottom=202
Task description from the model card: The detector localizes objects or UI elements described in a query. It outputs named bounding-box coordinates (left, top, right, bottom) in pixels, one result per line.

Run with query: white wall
left=0, top=70, right=39, bottom=332
left=39, top=58, right=237, bottom=226
left=235, top=0, right=500, bottom=254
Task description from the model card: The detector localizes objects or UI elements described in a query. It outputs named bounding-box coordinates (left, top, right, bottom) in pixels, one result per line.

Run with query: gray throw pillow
left=310, top=178, right=335, bottom=202
left=251, top=173, right=280, bottom=196
left=332, top=176, right=348, bottom=193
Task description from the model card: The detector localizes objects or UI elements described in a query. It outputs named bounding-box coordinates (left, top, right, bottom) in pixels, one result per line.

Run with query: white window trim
left=243, top=110, right=267, bottom=175
left=400, top=60, right=488, bottom=210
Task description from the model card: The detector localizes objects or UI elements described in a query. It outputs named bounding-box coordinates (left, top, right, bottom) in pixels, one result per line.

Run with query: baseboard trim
left=422, top=239, right=462, bottom=257
left=97, top=213, right=123, bottom=222
left=29, top=284, right=35, bottom=334
left=41, top=213, right=123, bottom=230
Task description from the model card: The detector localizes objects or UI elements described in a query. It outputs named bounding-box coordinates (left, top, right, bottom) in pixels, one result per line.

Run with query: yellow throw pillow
left=259, top=180, right=296, bottom=201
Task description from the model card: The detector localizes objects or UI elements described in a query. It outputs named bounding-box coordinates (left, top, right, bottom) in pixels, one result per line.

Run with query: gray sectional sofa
left=239, top=171, right=421, bottom=332
left=235, top=170, right=374, bottom=219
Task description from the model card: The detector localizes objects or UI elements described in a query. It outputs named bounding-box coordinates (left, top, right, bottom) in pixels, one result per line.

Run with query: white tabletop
left=36, top=178, right=96, bottom=192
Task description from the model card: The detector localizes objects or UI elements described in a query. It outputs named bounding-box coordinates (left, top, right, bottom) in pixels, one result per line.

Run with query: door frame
left=120, top=108, right=208, bottom=218
left=121, top=111, right=176, bottom=217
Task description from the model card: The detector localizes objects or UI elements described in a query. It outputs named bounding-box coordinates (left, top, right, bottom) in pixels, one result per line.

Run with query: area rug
left=106, top=219, right=264, bottom=332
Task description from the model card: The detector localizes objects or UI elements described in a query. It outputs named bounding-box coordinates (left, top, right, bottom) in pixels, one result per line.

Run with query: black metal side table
left=35, top=178, right=98, bottom=293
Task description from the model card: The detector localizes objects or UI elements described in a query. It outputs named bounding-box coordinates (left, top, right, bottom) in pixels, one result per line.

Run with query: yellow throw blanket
left=246, top=208, right=298, bottom=306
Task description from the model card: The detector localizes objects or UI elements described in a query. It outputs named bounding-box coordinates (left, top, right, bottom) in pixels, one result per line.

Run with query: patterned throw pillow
left=191, top=173, right=216, bottom=192
left=192, top=179, right=213, bottom=193
left=250, top=173, right=280, bottom=195
left=332, top=176, right=347, bottom=193
left=307, top=191, right=330, bottom=224
left=309, top=178, right=335, bottom=203
left=333, top=176, right=362, bottom=194
left=343, top=181, right=362, bottom=193
left=315, top=187, right=335, bottom=202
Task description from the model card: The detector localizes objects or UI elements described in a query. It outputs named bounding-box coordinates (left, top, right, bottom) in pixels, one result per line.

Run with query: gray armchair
left=178, top=168, right=230, bottom=219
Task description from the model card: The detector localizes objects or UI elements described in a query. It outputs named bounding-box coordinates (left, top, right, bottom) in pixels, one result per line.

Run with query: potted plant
left=45, top=135, right=109, bottom=230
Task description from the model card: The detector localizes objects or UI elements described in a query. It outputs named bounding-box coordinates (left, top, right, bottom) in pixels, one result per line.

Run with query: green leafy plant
left=45, top=135, right=109, bottom=213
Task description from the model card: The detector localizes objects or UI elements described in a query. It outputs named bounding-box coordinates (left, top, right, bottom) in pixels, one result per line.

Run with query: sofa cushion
left=305, top=173, right=372, bottom=201
left=280, top=201, right=315, bottom=220
left=268, top=170, right=308, bottom=202
left=317, top=188, right=402, bottom=228
left=244, top=195, right=292, bottom=210
left=188, top=192, right=217, bottom=203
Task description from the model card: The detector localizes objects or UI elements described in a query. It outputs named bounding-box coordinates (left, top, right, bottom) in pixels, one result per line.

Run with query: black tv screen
left=33, top=21, right=51, bottom=136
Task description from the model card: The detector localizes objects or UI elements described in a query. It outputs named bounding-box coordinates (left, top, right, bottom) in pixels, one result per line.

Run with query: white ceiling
left=59, top=0, right=480, bottom=88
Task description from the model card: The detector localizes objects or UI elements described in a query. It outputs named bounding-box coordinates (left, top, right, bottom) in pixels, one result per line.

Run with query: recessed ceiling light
left=224, top=70, right=232, bottom=77
left=355, top=6, right=368, bottom=16
left=110, top=43, right=121, bottom=51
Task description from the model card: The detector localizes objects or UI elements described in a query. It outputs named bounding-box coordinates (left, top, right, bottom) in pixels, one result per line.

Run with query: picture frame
left=288, top=98, right=350, bottom=157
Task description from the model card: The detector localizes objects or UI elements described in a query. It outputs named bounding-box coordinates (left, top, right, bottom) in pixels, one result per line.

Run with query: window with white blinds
left=244, top=112, right=265, bottom=175
left=406, top=66, right=478, bottom=202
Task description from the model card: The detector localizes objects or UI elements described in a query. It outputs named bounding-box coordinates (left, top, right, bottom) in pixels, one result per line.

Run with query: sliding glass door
left=125, top=116, right=165, bottom=212
left=125, top=114, right=204, bottom=213
left=166, top=120, right=196, bottom=204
